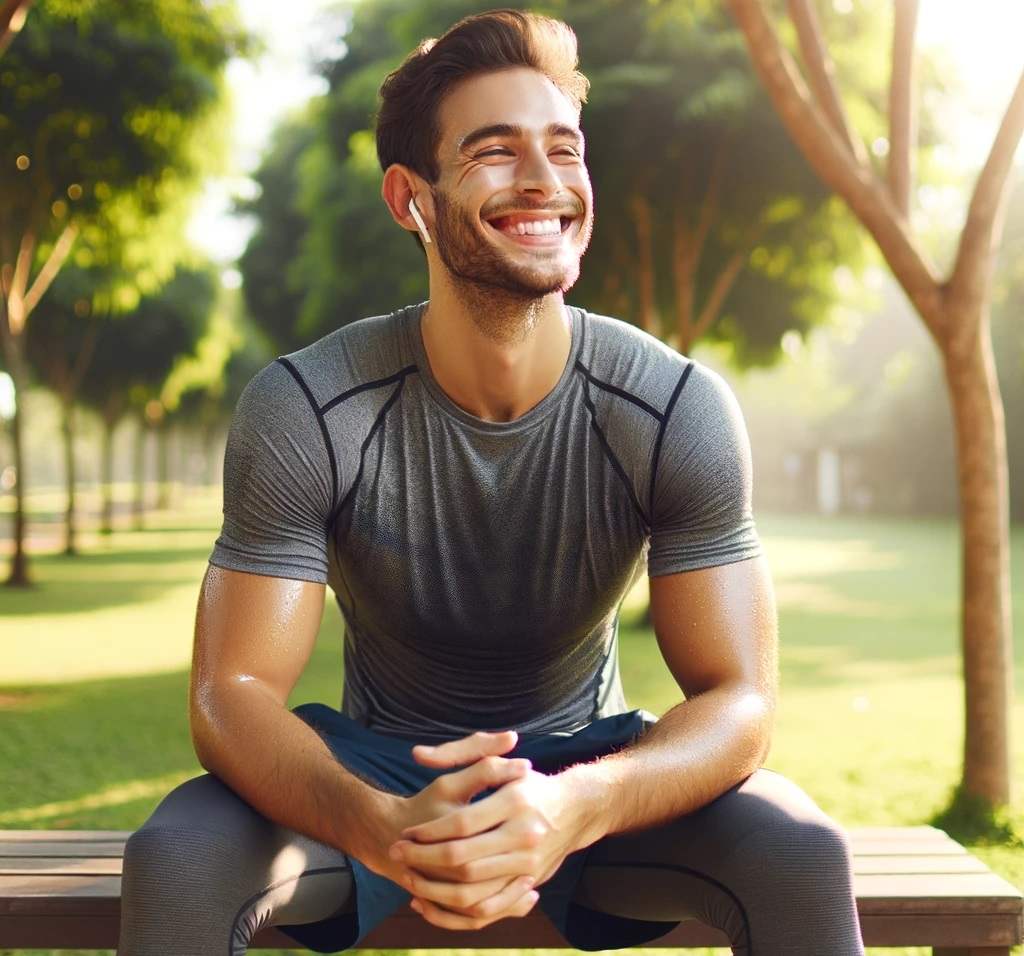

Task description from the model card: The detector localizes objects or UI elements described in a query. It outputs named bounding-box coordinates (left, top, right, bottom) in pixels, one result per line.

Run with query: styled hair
left=375, top=8, right=590, bottom=250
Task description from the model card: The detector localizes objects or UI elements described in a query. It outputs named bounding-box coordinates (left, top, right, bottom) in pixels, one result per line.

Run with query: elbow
left=733, top=683, right=775, bottom=768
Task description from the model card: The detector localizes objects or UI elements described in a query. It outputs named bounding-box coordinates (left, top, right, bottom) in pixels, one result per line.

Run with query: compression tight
left=116, top=766, right=865, bottom=955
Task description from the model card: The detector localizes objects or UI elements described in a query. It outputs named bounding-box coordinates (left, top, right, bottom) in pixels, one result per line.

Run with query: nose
left=514, top=141, right=563, bottom=199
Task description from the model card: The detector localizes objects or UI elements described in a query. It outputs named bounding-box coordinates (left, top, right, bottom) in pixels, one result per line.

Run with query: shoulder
left=575, top=305, right=709, bottom=418
left=273, top=305, right=415, bottom=409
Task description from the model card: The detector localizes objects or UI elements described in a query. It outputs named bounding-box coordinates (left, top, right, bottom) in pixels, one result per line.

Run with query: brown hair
left=375, top=8, right=589, bottom=249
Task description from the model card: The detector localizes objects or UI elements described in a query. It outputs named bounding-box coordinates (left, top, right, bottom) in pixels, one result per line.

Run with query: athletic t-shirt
left=208, top=299, right=762, bottom=741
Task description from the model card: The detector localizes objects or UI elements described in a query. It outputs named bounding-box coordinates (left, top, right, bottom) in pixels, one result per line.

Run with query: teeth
left=501, top=217, right=562, bottom=236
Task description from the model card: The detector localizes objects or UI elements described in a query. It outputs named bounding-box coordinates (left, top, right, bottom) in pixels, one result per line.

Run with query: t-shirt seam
left=275, top=356, right=340, bottom=523
left=647, top=361, right=696, bottom=520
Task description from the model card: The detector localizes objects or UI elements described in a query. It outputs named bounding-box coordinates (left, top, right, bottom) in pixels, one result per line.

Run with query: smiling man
left=116, top=9, right=865, bottom=956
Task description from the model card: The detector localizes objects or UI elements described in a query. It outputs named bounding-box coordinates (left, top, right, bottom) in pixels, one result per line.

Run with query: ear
left=381, top=165, right=430, bottom=236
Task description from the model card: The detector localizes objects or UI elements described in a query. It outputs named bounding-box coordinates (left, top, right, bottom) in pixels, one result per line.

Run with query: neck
left=419, top=280, right=572, bottom=423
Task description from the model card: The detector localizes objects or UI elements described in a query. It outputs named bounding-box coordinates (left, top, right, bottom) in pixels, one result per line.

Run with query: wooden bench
left=1, top=826, right=1021, bottom=953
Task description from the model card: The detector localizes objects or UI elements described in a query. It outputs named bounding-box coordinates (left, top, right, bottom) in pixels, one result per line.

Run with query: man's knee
left=738, top=812, right=852, bottom=875
left=719, top=770, right=855, bottom=885
left=122, top=822, right=241, bottom=901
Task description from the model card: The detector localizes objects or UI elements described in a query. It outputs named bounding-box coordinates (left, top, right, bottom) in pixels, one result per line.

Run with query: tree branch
left=725, top=0, right=944, bottom=337
left=22, top=220, right=78, bottom=320
left=947, top=65, right=1024, bottom=322
left=692, top=217, right=769, bottom=343
left=786, top=0, right=870, bottom=168
left=888, top=0, right=919, bottom=219
left=0, top=0, right=35, bottom=58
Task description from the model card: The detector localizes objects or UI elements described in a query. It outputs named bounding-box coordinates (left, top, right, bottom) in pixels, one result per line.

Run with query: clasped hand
left=382, top=730, right=586, bottom=930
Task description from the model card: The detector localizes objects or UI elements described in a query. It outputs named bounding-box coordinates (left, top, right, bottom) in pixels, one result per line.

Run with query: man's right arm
left=189, top=563, right=531, bottom=889
left=188, top=564, right=397, bottom=862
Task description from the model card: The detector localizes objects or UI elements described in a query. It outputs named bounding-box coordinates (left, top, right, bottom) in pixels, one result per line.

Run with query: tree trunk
left=100, top=413, right=115, bottom=536
left=60, top=395, right=77, bottom=555
left=156, top=420, right=171, bottom=510
left=942, top=306, right=1013, bottom=803
left=132, top=416, right=147, bottom=531
left=1, top=328, right=31, bottom=587
left=631, top=193, right=657, bottom=335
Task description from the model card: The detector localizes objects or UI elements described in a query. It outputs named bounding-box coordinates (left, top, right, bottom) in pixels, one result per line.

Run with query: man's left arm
left=391, top=555, right=779, bottom=908
left=562, top=551, right=779, bottom=847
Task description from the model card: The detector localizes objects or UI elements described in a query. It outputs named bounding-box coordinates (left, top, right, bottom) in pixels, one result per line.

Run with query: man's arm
left=189, top=564, right=398, bottom=862
left=559, top=551, right=778, bottom=844
left=393, top=552, right=778, bottom=895
left=191, top=564, right=532, bottom=878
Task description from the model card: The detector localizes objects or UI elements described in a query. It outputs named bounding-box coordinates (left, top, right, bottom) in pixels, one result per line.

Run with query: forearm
left=191, top=680, right=398, bottom=861
left=562, top=683, right=773, bottom=846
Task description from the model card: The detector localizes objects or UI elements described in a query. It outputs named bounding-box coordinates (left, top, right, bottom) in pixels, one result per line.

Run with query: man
left=117, top=8, right=866, bottom=955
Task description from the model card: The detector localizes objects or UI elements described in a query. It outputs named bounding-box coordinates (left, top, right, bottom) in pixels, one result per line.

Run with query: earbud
left=408, top=197, right=432, bottom=244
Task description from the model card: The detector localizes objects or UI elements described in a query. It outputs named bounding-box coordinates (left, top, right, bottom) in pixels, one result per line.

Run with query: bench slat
left=0, top=842, right=127, bottom=858
left=0, top=852, right=993, bottom=876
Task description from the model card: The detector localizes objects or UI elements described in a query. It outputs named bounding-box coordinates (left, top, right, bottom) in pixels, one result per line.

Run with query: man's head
left=376, top=9, right=595, bottom=301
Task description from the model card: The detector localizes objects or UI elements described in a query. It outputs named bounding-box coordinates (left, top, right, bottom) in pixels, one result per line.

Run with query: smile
left=483, top=215, right=577, bottom=246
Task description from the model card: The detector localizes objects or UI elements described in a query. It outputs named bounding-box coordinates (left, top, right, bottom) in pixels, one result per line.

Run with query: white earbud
left=408, top=197, right=432, bottom=244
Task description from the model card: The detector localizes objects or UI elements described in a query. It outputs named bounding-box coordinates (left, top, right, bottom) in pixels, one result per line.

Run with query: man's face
left=427, top=66, right=594, bottom=298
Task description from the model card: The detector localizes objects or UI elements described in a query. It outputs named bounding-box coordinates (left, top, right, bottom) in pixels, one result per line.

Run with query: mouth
left=483, top=214, right=578, bottom=246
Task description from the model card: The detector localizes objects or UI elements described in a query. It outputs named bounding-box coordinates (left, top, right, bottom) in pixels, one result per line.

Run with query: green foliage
left=0, top=0, right=249, bottom=305
left=72, top=264, right=218, bottom=427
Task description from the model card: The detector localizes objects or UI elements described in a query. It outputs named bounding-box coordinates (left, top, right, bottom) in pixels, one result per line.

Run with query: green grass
left=1, top=488, right=1022, bottom=954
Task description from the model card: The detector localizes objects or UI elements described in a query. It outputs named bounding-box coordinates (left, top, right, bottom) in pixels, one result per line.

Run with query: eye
left=475, top=147, right=581, bottom=158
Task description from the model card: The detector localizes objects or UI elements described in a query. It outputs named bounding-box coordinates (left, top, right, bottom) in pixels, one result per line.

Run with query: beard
left=427, top=185, right=592, bottom=345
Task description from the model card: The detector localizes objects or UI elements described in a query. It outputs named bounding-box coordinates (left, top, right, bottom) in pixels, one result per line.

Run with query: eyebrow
left=456, top=122, right=584, bottom=154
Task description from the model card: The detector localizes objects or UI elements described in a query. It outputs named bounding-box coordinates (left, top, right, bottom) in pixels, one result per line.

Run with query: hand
left=390, top=755, right=599, bottom=929
left=358, top=730, right=540, bottom=928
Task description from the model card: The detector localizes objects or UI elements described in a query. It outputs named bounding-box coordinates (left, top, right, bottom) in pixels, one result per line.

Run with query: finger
left=403, top=848, right=538, bottom=884
left=430, top=754, right=531, bottom=806
left=412, top=884, right=539, bottom=930
left=402, top=783, right=519, bottom=842
left=402, top=869, right=523, bottom=911
left=395, top=824, right=517, bottom=873
left=411, top=729, right=518, bottom=768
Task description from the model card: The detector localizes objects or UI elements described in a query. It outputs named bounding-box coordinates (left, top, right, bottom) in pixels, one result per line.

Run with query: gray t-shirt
left=208, top=300, right=762, bottom=741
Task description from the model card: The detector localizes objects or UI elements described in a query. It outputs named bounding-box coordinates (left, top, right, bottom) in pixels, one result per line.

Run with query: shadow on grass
left=0, top=544, right=216, bottom=616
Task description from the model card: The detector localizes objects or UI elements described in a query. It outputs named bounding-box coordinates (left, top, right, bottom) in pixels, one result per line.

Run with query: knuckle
left=440, top=843, right=460, bottom=865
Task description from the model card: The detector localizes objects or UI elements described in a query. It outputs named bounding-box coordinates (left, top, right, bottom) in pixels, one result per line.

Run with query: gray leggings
left=117, top=766, right=865, bottom=955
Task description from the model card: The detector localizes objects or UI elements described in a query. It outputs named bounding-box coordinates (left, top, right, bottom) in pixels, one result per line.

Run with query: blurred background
left=0, top=1, right=1022, bottom=953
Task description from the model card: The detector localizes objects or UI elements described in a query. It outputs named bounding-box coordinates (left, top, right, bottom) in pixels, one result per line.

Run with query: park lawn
left=0, top=487, right=1022, bottom=956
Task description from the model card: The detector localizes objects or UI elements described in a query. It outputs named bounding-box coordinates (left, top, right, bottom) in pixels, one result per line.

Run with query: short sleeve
left=646, top=360, right=763, bottom=576
left=208, top=359, right=335, bottom=584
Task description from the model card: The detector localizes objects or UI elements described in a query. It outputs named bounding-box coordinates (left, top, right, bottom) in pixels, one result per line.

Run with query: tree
left=23, top=263, right=107, bottom=554
left=0, top=0, right=246, bottom=585
left=725, top=0, right=1021, bottom=808
left=75, top=265, right=217, bottom=534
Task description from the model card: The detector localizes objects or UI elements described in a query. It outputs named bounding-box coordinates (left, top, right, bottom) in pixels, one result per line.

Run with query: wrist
left=338, top=784, right=405, bottom=864
left=557, top=759, right=625, bottom=850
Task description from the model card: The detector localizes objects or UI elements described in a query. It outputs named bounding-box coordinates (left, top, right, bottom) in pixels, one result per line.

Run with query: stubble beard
left=429, top=186, right=591, bottom=346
